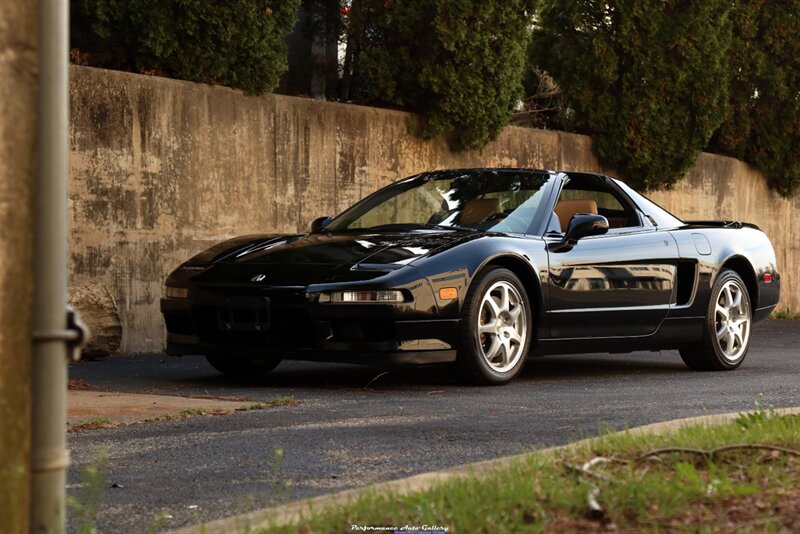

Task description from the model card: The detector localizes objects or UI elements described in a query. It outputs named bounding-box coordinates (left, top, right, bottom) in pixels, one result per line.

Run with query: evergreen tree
left=530, top=1, right=732, bottom=190
left=348, top=1, right=536, bottom=151
left=71, top=0, right=300, bottom=95
left=710, top=0, right=800, bottom=196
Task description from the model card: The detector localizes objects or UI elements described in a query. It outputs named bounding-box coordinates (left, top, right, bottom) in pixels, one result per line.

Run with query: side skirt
left=531, top=317, right=704, bottom=356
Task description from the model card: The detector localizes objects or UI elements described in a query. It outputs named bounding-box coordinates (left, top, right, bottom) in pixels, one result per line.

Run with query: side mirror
left=310, top=216, right=333, bottom=234
left=549, top=213, right=608, bottom=252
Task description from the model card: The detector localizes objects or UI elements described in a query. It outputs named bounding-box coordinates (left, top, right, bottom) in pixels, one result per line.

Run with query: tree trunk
left=69, top=284, right=122, bottom=358
left=0, top=2, right=37, bottom=534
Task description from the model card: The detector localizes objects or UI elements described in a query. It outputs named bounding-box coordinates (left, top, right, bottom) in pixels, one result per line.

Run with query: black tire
left=679, top=270, right=752, bottom=371
left=205, top=354, right=281, bottom=378
left=455, top=267, right=533, bottom=385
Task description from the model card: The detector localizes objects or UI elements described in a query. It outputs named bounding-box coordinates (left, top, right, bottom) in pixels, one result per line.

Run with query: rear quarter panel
left=668, top=226, right=780, bottom=321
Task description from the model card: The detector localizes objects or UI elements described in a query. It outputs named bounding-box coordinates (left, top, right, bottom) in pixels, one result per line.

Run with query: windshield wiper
left=425, top=224, right=481, bottom=233
left=359, top=223, right=481, bottom=233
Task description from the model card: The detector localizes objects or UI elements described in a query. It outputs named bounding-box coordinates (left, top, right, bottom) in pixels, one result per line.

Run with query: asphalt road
left=67, top=320, right=799, bottom=533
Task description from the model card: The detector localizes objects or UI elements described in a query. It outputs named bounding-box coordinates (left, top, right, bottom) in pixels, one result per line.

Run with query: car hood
left=187, top=231, right=472, bottom=287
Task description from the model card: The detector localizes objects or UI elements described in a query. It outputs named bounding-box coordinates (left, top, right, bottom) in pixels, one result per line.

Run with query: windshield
left=326, top=170, right=552, bottom=234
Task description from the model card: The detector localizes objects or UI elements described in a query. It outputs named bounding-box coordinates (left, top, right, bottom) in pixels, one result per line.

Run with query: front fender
left=412, top=235, right=549, bottom=320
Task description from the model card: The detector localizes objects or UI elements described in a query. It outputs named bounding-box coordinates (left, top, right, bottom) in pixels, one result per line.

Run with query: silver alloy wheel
left=714, top=279, right=751, bottom=362
left=477, top=280, right=528, bottom=372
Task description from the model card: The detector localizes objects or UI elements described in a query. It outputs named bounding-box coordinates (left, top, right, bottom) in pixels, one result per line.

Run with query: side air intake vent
left=675, top=261, right=697, bottom=306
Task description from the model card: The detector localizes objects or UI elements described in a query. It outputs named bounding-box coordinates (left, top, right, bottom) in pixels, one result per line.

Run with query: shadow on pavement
left=71, top=318, right=792, bottom=394
left=167, top=350, right=690, bottom=391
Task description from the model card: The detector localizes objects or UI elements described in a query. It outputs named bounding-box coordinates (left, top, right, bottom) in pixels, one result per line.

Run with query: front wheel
left=205, top=354, right=281, bottom=378
left=455, top=268, right=533, bottom=385
left=679, top=270, right=752, bottom=371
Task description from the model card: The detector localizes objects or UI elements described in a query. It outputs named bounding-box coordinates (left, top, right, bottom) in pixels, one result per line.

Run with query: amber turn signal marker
left=439, top=287, right=458, bottom=300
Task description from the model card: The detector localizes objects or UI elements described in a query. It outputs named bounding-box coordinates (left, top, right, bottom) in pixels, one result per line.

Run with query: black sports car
left=162, top=169, right=780, bottom=384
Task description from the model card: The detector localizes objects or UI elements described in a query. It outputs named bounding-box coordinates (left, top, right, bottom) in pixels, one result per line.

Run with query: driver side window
left=555, top=181, right=639, bottom=231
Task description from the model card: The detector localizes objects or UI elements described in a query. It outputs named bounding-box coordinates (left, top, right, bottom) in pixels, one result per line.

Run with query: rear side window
left=613, top=180, right=684, bottom=228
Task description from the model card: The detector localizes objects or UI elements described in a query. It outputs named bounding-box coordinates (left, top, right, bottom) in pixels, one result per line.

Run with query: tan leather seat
left=460, top=198, right=500, bottom=225
left=555, top=199, right=598, bottom=230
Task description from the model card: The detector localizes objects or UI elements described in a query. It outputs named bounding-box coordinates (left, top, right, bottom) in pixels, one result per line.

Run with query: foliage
left=709, top=0, right=800, bottom=196
left=347, top=0, right=536, bottom=151
left=71, top=0, right=300, bottom=95
left=303, top=0, right=349, bottom=99
left=68, top=449, right=108, bottom=534
left=515, top=67, right=564, bottom=129
left=769, top=310, right=800, bottom=320
left=530, top=1, right=732, bottom=190
left=235, top=396, right=300, bottom=411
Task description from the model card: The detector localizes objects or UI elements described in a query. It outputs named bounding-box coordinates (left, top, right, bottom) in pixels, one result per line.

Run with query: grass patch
left=261, top=410, right=800, bottom=534
left=68, top=449, right=109, bottom=534
left=84, top=416, right=112, bottom=426
left=236, top=396, right=301, bottom=411
left=770, top=310, right=800, bottom=320
left=141, top=407, right=230, bottom=424
left=179, top=407, right=211, bottom=417
left=70, top=416, right=118, bottom=432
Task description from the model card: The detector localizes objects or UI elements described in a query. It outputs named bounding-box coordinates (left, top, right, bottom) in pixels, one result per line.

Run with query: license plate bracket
left=217, top=297, right=271, bottom=332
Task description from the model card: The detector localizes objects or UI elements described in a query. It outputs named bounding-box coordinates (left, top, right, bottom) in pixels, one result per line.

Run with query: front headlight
left=165, top=286, right=189, bottom=299
left=321, top=289, right=405, bottom=303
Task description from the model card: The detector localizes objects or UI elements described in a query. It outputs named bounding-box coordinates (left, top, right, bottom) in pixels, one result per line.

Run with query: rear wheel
left=680, top=270, right=752, bottom=370
left=456, top=268, right=532, bottom=385
left=205, top=354, right=281, bottom=377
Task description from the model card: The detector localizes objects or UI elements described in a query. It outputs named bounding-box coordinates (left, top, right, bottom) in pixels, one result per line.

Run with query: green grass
left=179, top=407, right=211, bottom=417
left=259, top=410, right=800, bottom=534
left=236, top=396, right=300, bottom=411
left=68, top=449, right=109, bottom=534
left=770, top=310, right=800, bottom=320
left=86, top=416, right=112, bottom=425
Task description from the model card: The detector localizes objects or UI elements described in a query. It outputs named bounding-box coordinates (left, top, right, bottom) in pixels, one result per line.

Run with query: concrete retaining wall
left=68, top=66, right=799, bottom=352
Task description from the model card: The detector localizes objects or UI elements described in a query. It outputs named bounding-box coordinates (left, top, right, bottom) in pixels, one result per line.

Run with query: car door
left=546, top=230, right=678, bottom=338
left=545, top=175, right=679, bottom=338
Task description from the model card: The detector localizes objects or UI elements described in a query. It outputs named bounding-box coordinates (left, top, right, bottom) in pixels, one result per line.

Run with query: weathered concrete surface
left=0, top=3, right=37, bottom=532
left=69, top=284, right=121, bottom=357
left=648, top=154, right=798, bottom=302
left=68, top=66, right=800, bottom=352
left=67, top=390, right=255, bottom=428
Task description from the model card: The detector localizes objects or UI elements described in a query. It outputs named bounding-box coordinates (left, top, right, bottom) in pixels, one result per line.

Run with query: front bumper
left=161, top=289, right=459, bottom=365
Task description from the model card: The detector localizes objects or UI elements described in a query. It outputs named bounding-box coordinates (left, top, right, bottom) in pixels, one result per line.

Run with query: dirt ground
left=67, top=382, right=254, bottom=431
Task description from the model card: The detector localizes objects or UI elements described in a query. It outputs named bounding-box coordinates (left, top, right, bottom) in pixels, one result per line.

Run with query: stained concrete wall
left=0, top=2, right=36, bottom=530
left=68, top=66, right=799, bottom=353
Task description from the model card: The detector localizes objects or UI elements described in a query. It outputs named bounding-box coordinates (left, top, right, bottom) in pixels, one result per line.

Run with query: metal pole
left=31, top=0, right=70, bottom=532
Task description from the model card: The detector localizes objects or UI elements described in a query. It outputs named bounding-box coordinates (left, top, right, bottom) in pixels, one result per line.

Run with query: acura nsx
left=162, top=169, right=780, bottom=384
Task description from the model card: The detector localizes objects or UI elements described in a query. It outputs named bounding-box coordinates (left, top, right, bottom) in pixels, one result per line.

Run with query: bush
left=530, top=1, right=732, bottom=190
left=709, top=0, right=800, bottom=197
left=348, top=1, right=536, bottom=151
left=71, top=0, right=300, bottom=95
